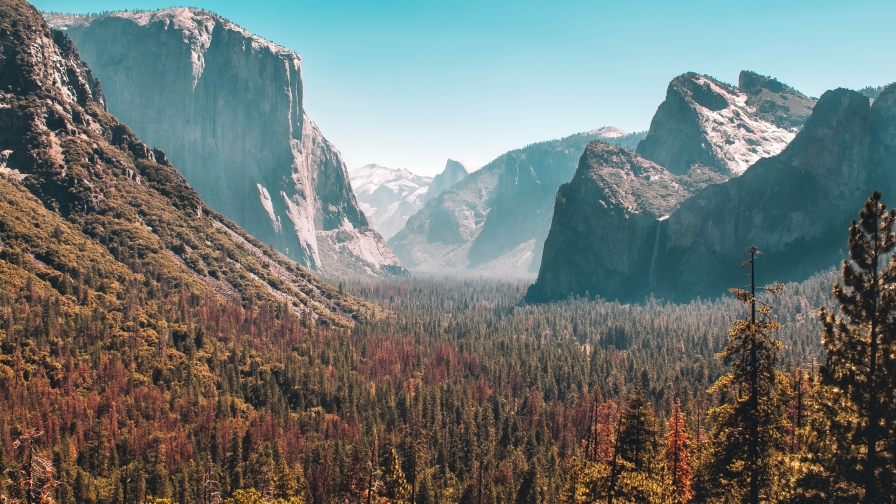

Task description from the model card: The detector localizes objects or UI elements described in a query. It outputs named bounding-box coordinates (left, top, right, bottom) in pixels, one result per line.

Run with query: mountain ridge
left=349, top=159, right=473, bottom=240
left=388, top=128, right=646, bottom=277
left=529, top=82, right=896, bottom=303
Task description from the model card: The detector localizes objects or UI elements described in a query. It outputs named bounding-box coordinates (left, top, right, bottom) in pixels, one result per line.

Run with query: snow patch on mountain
left=693, top=76, right=797, bottom=175
left=587, top=126, right=627, bottom=139
left=350, top=159, right=471, bottom=240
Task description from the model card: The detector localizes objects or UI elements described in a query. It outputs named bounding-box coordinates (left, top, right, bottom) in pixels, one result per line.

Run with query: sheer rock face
left=526, top=143, right=695, bottom=302
left=45, top=9, right=405, bottom=278
left=636, top=71, right=815, bottom=176
left=656, top=87, right=896, bottom=300
left=388, top=128, right=645, bottom=278
left=349, top=159, right=472, bottom=241
left=530, top=85, right=896, bottom=303
left=0, top=0, right=372, bottom=326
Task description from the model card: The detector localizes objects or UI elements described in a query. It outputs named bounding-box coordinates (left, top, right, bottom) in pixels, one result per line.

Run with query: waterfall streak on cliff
left=648, top=216, right=669, bottom=289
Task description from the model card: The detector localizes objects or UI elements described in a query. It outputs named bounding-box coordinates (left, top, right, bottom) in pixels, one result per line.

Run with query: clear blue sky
left=34, top=0, right=896, bottom=175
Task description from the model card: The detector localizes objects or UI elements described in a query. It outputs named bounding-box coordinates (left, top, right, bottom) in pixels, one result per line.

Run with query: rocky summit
left=349, top=159, right=474, bottom=241
left=636, top=71, right=816, bottom=176
left=45, top=9, right=405, bottom=278
left=388, top=128, right=645, bottom=278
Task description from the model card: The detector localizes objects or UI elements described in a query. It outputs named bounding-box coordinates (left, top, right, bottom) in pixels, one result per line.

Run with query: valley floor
left=0, top=266, right=846, bottom=503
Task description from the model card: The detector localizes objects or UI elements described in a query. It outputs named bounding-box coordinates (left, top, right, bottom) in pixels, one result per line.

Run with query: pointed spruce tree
left=705, top=246, right=788, bottom=504
left=664, top=399, right=693, bottom=504
left=814, top=190, right=896, bottom=502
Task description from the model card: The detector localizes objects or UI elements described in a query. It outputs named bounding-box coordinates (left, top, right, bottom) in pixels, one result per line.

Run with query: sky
left=34, top=0, right=896, bottom=176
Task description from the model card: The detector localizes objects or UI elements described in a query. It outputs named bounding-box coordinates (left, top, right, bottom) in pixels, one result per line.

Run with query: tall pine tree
left=704, top=246, right=788, bottom=504
left=815, top=191, right=896, bottom=502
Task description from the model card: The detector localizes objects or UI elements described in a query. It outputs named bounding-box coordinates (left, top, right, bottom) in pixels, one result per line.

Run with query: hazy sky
left=34, top=0, right=896, bottom=175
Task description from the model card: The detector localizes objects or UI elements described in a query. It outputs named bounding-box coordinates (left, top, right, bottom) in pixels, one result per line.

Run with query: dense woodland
left=2, top=189, right=896, bottom=503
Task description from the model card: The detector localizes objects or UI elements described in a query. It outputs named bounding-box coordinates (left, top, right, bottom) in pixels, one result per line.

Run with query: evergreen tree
left=616, top=391, right=660, bottom=472
left=664, top=399, right=693, bottom=504
left=704, top=246, right=788, bottom=504
left=381, top=445, right=411, bottom=503
left=813, top=191, right=896, bottom=502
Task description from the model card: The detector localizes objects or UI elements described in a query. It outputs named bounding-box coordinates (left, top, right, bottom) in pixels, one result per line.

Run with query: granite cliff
left=0, top=0, right=373, bottom=326
left=636, top=71, right=815, bottom=175
left=45, top=9, right=404, bottom=278
left=529, top=71, right=822, bottom=302
left=527, top=142, right=701, bottom=301
left=388, top=127, right=644, bottom=277
left=530, top=83, right=896, bottom=302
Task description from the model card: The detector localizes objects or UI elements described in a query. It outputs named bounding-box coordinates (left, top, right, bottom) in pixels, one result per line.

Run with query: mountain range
left=529, top=72, right=896, bottom=303
left=349, top=158, right=476, bottom=240
left=45, top=9, right=405, bottom=278
left=388, top=127, right=645, bottom=277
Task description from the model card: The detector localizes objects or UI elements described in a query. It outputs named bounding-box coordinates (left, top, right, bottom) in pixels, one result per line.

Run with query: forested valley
left=5, top=194, right=896, bottom=503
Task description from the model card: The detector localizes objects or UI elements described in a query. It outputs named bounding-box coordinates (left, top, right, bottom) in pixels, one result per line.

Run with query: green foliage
left=703, top=248, right=789, bottom=503
left=223, top=488, right=304, bottom=504
left=803, top=191, right=896, bottom=502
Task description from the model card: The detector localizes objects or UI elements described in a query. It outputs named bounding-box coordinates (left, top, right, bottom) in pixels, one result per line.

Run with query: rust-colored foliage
left=664, top=399, right=693, bottom=503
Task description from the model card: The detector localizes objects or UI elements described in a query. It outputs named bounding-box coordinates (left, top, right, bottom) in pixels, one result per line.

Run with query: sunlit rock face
left=636, top=71, right=815, bottom=176
left=46, top=9, right=405, bottom=278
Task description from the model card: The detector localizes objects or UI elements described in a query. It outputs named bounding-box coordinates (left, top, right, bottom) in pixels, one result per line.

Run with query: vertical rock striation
left=45, top=9, right=405, bottom=277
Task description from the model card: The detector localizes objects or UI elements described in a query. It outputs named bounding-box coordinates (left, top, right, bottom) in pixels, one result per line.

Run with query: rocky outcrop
left=427, top=159, right=474, bottom=200
left=526, top=143, right=710, bottom=301
left=45, top=9, right=404, bottom=278
left=0, top=0, right=372, bottom=326
left=388, top=128, right=645, bottom=277
left=654, top=86, right=896, bottom=300
left=530, top=84, right=896, bottom=303
left=636, top=71, right=815, bottom=176
left=349, top=159, right=473, bottom=240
